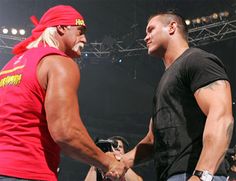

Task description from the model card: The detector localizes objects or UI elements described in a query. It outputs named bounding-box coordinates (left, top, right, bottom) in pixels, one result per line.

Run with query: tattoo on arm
left=195, top=80, right=228, bottom=94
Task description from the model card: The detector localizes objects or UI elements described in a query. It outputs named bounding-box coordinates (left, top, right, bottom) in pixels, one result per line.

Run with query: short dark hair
left=108, top=136, right=129, bottom=152
left=148, top=9, right=188, bottom=40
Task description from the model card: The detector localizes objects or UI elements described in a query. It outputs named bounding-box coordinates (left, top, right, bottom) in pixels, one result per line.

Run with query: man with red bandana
left=0, top=5, right=127, bottom=181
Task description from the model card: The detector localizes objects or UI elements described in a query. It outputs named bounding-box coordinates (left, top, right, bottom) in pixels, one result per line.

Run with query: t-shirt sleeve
left=185, top=51, right=229, bottom=93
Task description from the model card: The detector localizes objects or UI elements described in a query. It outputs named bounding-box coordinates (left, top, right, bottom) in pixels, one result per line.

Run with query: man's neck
left=163, top=41, right=189, bottom=69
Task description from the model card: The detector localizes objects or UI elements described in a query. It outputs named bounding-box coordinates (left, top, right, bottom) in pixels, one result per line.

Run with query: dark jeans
left=0, top=176, right=39, bottom=181
left=167, top=173, right=227, bottom=181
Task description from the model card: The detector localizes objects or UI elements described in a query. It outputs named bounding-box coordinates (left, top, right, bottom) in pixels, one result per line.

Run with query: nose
left=81, top=34, right=87, bottom=44
left=144, top=34, right=149, bottom=43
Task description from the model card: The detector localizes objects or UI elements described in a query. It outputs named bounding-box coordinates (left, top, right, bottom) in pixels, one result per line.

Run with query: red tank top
left=0, top=46, right=67, bottom=181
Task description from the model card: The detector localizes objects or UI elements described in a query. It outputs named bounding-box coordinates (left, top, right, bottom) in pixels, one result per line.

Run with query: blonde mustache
left=72, top=43, right=84, bottom=52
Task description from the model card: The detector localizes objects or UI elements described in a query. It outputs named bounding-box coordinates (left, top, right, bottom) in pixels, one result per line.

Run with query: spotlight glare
left=19, top=29, right=26, bottom=35
left=212, top=13, right=218, bottom=19
left=192, top=19, right=197, bottom=24
left=220, top=11, right=229, bottom=17
left=201, top=17, right=207, bottom=23
left=11, top=28, right=17, bottom=35
left=186, top=10, right=230, bottom=28
left=2, top=28, right=8, bottom=34
left=185, top=19, right=191, bottom=26
left=196, top=18, right=201, bottom=24
left=224, top=11, right=229, bottom=17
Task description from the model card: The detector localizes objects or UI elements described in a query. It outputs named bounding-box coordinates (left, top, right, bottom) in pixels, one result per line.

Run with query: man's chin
left=148, top=49, right=154, bottom=55
left=148, top=48, right=161, bottom=57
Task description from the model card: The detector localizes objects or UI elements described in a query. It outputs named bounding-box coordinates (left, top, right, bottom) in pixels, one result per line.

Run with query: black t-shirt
left=152, top=47, right=229, bottom=180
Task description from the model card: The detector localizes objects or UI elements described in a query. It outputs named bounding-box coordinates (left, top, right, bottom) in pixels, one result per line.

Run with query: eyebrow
left=146, top=25, right=153, bottom=32
left=76, top=25, right=86, bottom=32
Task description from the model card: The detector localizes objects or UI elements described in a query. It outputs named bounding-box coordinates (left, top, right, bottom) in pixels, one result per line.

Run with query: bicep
left=194, top=80, right=232, bottom=116
left=42, top=56, right=81, bottom=138
left=194, top=80, right=233, bottom=138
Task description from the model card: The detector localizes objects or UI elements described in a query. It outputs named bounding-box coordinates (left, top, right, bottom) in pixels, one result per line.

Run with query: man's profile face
left=62, top=25, right=87, bottom=58
left=144, top=15, right=169, bottom=57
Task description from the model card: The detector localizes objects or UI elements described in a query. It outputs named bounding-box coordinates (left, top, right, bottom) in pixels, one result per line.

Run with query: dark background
left=0, top=0, right=235, bottom=180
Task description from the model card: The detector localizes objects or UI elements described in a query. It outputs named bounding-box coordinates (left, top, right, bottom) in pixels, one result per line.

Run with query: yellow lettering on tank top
left=0, top=74, right=22, bottom=87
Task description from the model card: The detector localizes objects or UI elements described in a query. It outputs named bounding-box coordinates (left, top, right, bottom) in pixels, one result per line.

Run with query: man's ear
left=56, top=25, right=66, bottom=35
left=169, top=21, right=177, bottom=35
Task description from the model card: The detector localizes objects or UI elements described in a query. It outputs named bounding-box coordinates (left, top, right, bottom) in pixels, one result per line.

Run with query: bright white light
left=185, top=19, right=191, bottom=26
left=2, top=28, right=8, bottom=34
left=11, top=28, right=17, bottom=35
left=187, top=10, right=230, bottom=28
left=196, top=18, right=201, bottom=24
left=19, top=29, right=26, bottom=35
left=212, top=13, right=218, bottom=19
left=219, top=11, right=229, bottom=18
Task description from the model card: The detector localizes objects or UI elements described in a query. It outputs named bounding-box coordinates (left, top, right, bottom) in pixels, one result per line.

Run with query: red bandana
left=13, top=5, right=86, bottom=55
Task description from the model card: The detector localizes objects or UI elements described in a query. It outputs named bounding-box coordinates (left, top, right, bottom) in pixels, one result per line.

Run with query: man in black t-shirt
left=118, top=10, right=234, bottom=181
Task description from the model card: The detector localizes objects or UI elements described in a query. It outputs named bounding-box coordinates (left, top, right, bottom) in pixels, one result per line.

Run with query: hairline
left=148, top=12, right=189, bottom=40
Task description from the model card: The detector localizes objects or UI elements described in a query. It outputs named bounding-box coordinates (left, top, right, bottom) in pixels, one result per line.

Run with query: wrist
left=98, top=153, right=114, bottom=172
left=192, top=170, right=213, bottom=181
left=122, top=154, right=133, bottom=168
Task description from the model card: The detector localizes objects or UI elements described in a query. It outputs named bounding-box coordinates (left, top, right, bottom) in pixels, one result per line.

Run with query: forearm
left=124, top=134, right=154, bottom=168
left=47, top=103, right=113, bottom=171
left=50, top=117, right=111, bottom=172
left=195, top=115, right=234, bottom=174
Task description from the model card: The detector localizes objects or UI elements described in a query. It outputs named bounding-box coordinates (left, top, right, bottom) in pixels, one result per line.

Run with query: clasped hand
left=102, top=152, right=128, bottom=181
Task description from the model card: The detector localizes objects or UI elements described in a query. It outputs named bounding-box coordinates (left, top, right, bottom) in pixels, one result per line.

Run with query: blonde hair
left=26, top=27, right=60, bottom=50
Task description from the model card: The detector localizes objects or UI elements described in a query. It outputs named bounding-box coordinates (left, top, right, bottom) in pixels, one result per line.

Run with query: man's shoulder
left=187, top=47, right=217, bottom=59
left=187, top=47, right=210, bottom=57
left=26, top=46, right=67, bottom=57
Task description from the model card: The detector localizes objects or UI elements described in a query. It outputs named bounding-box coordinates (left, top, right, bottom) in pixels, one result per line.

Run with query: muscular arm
left=123, top=119, right=155, bottom=168
left=37, top=55, right=121, bottom=172
left=192, top=80, right=234, bottom=177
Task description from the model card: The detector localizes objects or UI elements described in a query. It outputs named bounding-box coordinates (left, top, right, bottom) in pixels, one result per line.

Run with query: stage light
left=223, top=11, right=229, bottom=17
left=191, top=19, right=198, bottom=24
left=11, top=28, right=17, bottom=35
left=2, top=28, right=8, bottom=34
left=196, top=18, right=201, bottom=24
left=185, top=10, right=231, bottom=27
left=201, top=16, right=209, bottom=23
left=0, top=27, right=27, bottom=36
left=219, top=11, right=229, bottom=18
left=191, top=18, right=201, bottom=25
left=224, top=11, right=229, bottom=17
left=19, top=29, right=26, bottom=35
left=185, top=19, right=191, bottom=26
left=212, top=13, right=218, bottom=19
